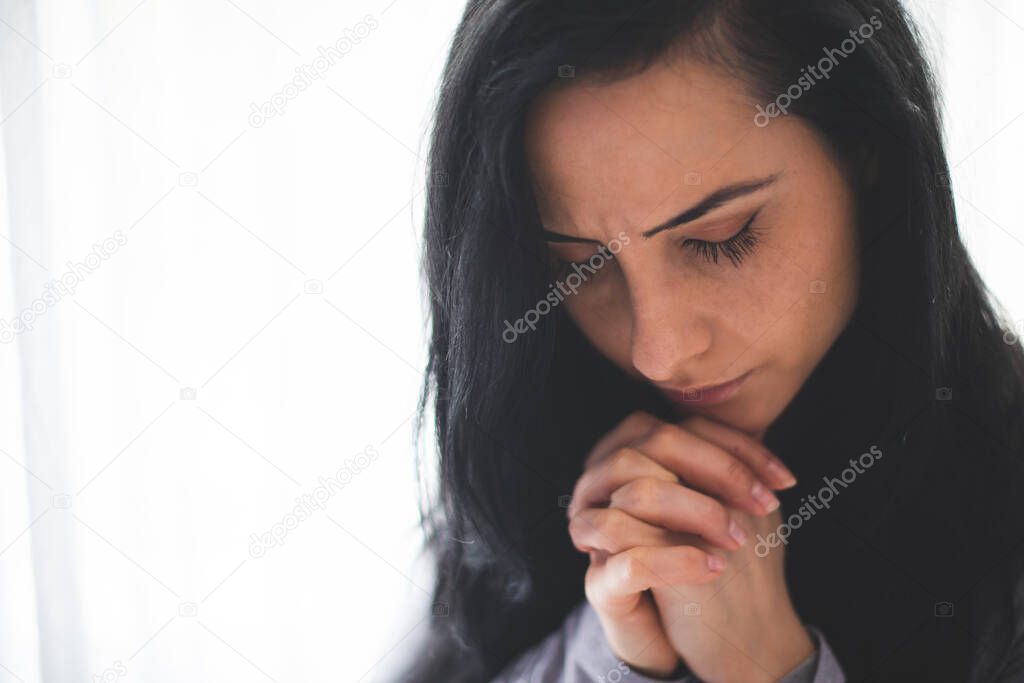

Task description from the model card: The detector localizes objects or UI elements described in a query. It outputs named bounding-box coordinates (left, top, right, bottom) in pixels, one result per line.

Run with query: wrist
left=730, top=616, right=815, bottom=683
left=772, top=621, right=816, bottom=676
left=704, top=614, right=806, bottom=683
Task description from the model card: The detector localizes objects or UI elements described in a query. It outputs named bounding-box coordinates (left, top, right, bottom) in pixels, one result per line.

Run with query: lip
left=661, top=369, right=754, bottom=407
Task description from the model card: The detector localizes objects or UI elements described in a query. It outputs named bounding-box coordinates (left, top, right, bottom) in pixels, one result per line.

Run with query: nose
left=628, top=278, right=713, bottom=383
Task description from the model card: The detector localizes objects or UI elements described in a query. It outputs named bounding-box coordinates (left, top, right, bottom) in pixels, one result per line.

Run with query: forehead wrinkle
left=525, top=59, right=769, bottom=242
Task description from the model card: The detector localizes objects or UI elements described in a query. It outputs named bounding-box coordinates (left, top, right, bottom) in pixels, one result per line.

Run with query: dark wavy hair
left=397, top=1, right=1024, bottom=681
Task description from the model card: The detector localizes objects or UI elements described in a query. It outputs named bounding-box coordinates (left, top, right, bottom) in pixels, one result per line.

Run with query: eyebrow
left=541, top=172, right=781, bottom=244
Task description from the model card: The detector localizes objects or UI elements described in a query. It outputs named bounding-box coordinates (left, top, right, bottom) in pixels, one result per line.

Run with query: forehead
left=524, top=57, right=777, bottom=235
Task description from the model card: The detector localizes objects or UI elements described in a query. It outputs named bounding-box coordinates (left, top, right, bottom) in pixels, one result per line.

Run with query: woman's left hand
left=648, top=503, right=815, bottom=683
left=569, top=415, right=815, bottom=683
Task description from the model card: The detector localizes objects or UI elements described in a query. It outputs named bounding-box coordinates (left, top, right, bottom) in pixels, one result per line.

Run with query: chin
left=667, top=400, right=754, bottom=434
left=699, top=398, right=781, bottom=438
left=715, top=406, right=767, bottom=436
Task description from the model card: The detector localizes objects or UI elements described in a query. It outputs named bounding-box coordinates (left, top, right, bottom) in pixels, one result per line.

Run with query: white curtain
left=1, top=1, right=1021, bottom=682
left=906, top=0, right=1024, bottom=327
left=0, top=0, right=450, bottom=680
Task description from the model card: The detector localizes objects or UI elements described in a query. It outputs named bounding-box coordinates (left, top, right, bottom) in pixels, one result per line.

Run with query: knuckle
left=623, top=410, right=656, bottom=430
left=574, top=508, right=602, bottom=535
left=607, top=447, right=641, bottom=475
left=723, top=458, right=753, bottom=490
left=647, top=422, right=681, bottom=450
left=568, top=513, right=587, bottom=540
left=615, top=478, right=659, bottom=509
left=679, top=547, right=706, bottom=575
left=593, top=508, right=624, bottom=537
left=570, top=475, right=590, bottom=503
left=580, top=509, right=603, bottom=534
left=568, top=514, right=597, bottom=550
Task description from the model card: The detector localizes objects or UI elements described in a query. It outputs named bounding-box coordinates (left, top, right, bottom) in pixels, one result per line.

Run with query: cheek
left=755, top=216, right=859, bottom=371
left=710, top=264, right=797, bottom=362
left=795, top=205, right=859, bottom=323
left=556, top=216, right=857, bottom=375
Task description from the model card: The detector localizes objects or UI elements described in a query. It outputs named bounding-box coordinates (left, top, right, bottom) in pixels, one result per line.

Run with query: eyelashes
left=549, top=209, right=764, bottom=279
left=680, top=208, right=763, bottom=267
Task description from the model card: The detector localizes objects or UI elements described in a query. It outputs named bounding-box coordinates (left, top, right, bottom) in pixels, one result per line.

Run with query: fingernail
left=751, top=481, right=780, bottom=512
left=728, top=518, right=748, bottom=546
left=707, top=554, right=726, bottom=572
left=766, top=458, right=797, bottom=488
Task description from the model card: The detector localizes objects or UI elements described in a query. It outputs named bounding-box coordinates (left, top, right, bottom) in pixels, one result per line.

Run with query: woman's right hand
left=565, top=411, right=795, bottom=678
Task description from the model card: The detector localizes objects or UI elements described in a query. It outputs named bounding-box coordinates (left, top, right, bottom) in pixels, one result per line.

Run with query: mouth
left=661, top=369, right=754, bottom=407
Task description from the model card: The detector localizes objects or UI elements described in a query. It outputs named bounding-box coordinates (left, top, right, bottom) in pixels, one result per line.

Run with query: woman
left=399, top=1, right=1024, bottom=681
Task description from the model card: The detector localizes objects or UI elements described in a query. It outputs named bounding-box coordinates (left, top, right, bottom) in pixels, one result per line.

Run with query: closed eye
left=681, top=208, right=763, bottom=267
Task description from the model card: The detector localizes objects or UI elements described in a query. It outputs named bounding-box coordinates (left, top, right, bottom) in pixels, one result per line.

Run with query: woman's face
left=524, top=57, right=860, bottom=437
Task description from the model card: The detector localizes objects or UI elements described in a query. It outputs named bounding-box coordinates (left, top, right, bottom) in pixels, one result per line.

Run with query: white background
left=0, top=1, right=1020, bottom=682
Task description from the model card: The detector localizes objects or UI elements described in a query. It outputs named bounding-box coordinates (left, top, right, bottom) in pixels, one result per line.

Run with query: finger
left=584, top=559, right=681, bottom=674
left=567, top=446, right=677, bottom=519
left=583, top=410, right=663, bottom=469
left=681, top=415, right=797, bottom=489
left=569, top=506, right=703, bottom=554
left=633, top=422, right=781, bottom=516
left=587, top=545, right=725, bottom=606
left=608, top=477, right=749, bottom=550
